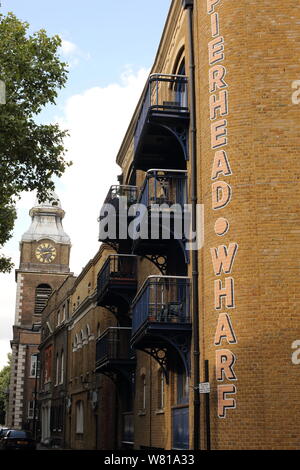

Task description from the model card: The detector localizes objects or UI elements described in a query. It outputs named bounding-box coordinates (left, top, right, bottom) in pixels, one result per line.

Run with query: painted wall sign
left=207, top=0, right=239, bottom=419
left=291, top=340, right=300, bottom=364
left=291, top=81, right=300, bottom=104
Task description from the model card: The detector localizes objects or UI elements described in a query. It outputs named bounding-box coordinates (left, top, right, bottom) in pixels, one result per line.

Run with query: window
left=57, top=310, right=61, bottom=326
left=76, top=401, right=84, bottom=434
left=44, top=346, right=52, bottom=384
left=60, top=351, right=64, bottom=384
left=142, top=376, right=146, bottom=410
left=176, top=370, right=189, bottom=405
left=157, top=369, right=165, bottom=410
left=62, top=304, right=66, bottom=322
left=34, top=284, right=52, bottom=314
left=28, top=401, right=34, bottom=419
left=29, top=355, right=37, bottom=377
left=55, top=353, right=59, bottom=386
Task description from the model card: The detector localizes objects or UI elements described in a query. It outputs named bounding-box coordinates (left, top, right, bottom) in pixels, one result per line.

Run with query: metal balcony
left=131, top=276, right=191, bottom=380
left=98, top=185, right=138, bottom=248
left=95, top=327, right=135, bottom=378
left=134, top=74, right=189, bottom=171
left=132, top=169, right=187, bottom=258
left=97, top=255, right=137, bottom=315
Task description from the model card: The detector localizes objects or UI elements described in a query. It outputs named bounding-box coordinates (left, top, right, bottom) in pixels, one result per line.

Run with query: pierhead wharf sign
left=207, top=0, right=239, bottom=419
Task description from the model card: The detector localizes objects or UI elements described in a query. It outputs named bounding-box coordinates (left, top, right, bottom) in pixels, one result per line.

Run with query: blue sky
left=2, top=0, right=171, bottom=111
left=0, top=0, right=172, bottom=368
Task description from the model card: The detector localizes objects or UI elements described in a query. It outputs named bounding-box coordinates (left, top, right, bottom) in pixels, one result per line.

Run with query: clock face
left=35, top=243, right=57, bottom=264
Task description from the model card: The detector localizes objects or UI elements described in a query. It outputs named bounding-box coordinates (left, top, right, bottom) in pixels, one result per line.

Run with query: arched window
left=172, top=46, right=185, bottom=76
left=34, top=284, right=52, bottom=314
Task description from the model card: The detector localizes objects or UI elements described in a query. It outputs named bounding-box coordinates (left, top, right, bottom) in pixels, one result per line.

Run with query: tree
left=0, top=353, right=11, bottom=424
left=0, top=12, right=71, bottom=272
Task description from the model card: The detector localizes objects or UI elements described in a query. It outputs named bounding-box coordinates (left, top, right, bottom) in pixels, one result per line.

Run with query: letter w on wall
left=210, top=242, right=238, bottom=275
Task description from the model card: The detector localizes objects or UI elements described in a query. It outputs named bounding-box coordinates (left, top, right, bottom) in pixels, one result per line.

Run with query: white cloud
left=59, top=38, right=91, bottom=68
left=57, top=67, right=149, bottom=275
left=0, top=67, right=149, bottom=365
left=0, top=340, right=11, bottom=370
left=60, top=39, right=78, bottom=56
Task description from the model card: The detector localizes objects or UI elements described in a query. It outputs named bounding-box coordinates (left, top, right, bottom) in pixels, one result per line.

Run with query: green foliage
left=0, top=354, right=11, bottom=424
left=0, top=12, right=71, bottom=272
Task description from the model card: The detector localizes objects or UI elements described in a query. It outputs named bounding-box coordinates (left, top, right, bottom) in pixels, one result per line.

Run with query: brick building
left=7, top=193, right=71, bottom=431
left=96, top=0, right=300, bottom=450
left=10, top=0, right=300, bottom=450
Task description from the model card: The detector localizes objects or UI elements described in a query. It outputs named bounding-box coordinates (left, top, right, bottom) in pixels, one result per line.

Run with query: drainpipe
left=182, top=0, right=200, bottom=450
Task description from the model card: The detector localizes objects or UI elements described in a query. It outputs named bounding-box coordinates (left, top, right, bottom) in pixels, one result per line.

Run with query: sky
left=0, top=0, right=172, bottom=369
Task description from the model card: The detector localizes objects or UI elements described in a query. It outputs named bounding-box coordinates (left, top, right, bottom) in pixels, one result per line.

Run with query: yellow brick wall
left=195, top=0, right=300, bottom=450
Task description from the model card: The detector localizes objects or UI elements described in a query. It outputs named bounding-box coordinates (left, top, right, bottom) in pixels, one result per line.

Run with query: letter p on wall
left=292, top=80, right=300, bottom=105
left=207, top=0, right=220, bottom=14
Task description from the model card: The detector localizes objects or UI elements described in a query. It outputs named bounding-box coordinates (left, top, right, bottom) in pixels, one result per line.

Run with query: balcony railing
left=96, top=327, right=133, bottom=369
left=138, top=169, right=187, bottom=208
left=97, top=255, right=137, bottom=308
left=103, top=185, right=138, bottom=205
left=131, top=276, right=191, bottom=337
left=99, top=185, right=138, bottom=243
left=134, top=74, right=188, bottom=153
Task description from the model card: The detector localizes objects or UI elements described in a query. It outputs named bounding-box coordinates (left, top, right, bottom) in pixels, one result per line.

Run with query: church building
left=6, top=194, right=71, bottom=431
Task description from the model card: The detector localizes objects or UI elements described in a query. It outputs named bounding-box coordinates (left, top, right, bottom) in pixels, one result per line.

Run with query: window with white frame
left=29, top=354, right=38, bottom=377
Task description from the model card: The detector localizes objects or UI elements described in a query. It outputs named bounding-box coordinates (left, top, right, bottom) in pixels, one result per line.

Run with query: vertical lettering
left=209, top=65, right=227, bottom=93
left=207, top=0, right=221, bottom=14
left=211, top=12, right=219, bottom=37
left=211, top=150, right=232, bottom=179
left=212, top=181, right=231, bottom=210
left=214, top=277, right=235, bottom=309
left=210, top=243, right=238, bottom=275
left=217, top=384, right=236, bottom=418
left=208, top=36, right=225, bottom=65
left=211, top=119, right=227, bottom=148
left=214, top=313, right=237, bottom=345
left=210, top=90, right=228, bottom=120
left=216, top=349, right=237, bottom=381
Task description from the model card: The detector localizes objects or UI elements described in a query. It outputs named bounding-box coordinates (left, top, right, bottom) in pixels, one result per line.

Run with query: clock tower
left=7, top=193, right=72, bottom=430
